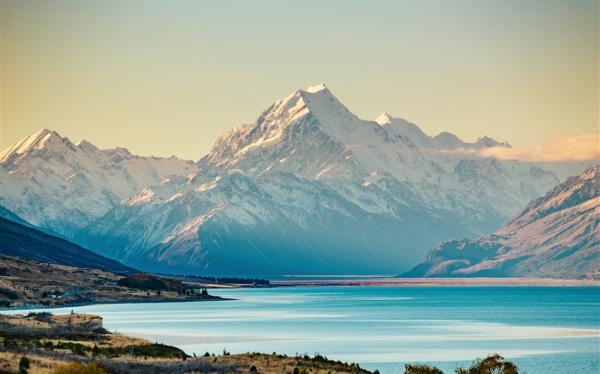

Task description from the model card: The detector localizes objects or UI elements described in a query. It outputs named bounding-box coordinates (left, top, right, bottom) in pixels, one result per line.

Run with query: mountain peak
left=0, top=128, right=66, bottom=164
left=375, top=112, right=393, bottom=125
left=475, top=136, right=511, bottom=148
left=305, top=83, right=328, bottom=93
left=76, top=139, right=99, bottom=153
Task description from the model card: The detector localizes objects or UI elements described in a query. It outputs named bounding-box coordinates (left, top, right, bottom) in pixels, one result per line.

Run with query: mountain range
left=0, top=84, right=594, bottom=276
left=404, top=166, right=599, bottom=279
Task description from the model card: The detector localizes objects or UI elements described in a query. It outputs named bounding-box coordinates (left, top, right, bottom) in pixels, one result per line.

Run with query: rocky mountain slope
left=404, top=166, right=600, bottom=279
left=0, top=85, right=592, bottom=275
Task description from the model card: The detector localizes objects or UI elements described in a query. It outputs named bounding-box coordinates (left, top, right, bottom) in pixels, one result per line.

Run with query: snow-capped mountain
left=404, top=165, right=600, bottom=279
left=0, top=129, right=197, bottom=234
left=201, top=85, right=568, bottom=219
left=0, top=85, right=593, bottom=275
left=374, top=112, right=511, bottom=150
left=72, top=84, right=590, bottom=275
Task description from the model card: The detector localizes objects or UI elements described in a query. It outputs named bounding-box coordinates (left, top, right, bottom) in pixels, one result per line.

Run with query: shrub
left=26, top=312, right=53, bottom=322
left=456, top=354, right=519, bottom=374
left=19, top=356, right=30, bottom=374
left=96, top=343, right=187, bottom=359
left=55, top=342, right=90, bottom=356
left=50, top=362, right=106, bottom=374
left=405, top=363, right=444, bottom=374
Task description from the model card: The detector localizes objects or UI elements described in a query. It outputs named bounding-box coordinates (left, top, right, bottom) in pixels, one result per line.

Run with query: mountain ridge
left=0, top=129, right=197, bottom=234
left=404, top=165, right=600, bottom=279
left=0, top=84, right=594, bottom=276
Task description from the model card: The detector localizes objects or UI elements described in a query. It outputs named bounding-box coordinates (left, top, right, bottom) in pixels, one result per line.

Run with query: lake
left=12, top=286, right=600, bottom=373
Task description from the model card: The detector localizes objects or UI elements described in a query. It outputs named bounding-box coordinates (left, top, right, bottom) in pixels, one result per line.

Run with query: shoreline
left=2, top=276, right=597, bottom=312
left=272, top=276, right=600, bottom=287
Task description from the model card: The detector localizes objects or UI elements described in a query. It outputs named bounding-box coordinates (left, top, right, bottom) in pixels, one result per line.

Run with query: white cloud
left=446, top=131, right=599, bottom=162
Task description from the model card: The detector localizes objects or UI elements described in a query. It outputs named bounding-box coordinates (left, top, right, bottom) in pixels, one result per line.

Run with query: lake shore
left=3, top=294, right=232, bottom=312
left=272, top=276, right=600, bottom=287
left=0, top=255, right=234, bottom=310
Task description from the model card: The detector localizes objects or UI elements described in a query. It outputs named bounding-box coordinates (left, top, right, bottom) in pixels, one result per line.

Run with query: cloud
left=448, top=131, right=599, bottom=162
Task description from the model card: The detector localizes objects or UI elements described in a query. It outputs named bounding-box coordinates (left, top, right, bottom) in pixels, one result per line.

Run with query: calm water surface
left=14, top=286, right=600, bottom=373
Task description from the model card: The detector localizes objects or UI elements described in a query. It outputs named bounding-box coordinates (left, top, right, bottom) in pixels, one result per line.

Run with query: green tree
left=456, top=354, right=519, bottom=374
left=19, top=356, right=30, bottom=374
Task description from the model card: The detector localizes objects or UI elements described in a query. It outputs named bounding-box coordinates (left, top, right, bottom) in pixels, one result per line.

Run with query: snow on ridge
left=0, top=129, right=60, bottom=163
left=375, top=112, right=393, bottom=125
left=123, top=188, right=155, bottom=206
left=161, top=205, right=224, bottom=244
left=195, top=176, right=221, bottom=192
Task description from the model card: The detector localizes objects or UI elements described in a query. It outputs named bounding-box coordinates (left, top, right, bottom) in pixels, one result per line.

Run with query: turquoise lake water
left=13, top=286, right=600, bottom=373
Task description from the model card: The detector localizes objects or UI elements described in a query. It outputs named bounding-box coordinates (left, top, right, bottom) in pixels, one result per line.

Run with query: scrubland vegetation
left=0, top=312, right=519, bottom=373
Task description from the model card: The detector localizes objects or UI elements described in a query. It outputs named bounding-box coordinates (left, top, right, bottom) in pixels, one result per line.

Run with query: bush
left=404, top=355, right=519, bottom=374
left=50, top=362, right=106, bottom=374
left=405, top=364, right=444, bottom=374
left=456, top=354, right=519, bottom=374
left=26, top=312, right=53, bottom=322
left=96, top=343, right=187, bottom=359
left=55, top=342, right=90, bottom=356
left=19, top=355, right=30, bottom=374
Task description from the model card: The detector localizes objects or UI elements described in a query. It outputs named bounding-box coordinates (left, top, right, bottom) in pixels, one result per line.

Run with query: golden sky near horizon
left=0, top=0, right=598, bottom=161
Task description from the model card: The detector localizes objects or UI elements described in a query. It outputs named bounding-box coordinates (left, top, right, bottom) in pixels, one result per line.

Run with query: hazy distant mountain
left=0, top=85, right=593, bottom=275
left=404, top=166, right=600, bottom=279
left=0, top=207, right=135, bottom=274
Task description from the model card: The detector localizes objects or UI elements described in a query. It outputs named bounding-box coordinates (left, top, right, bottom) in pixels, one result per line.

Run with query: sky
left=0, top=0, right=598, bottom=161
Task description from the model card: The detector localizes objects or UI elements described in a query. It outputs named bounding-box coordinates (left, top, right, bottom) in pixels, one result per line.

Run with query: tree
left=19, top=356, right=30, bottom=374
left=456, top=354, right=519, bottom=374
